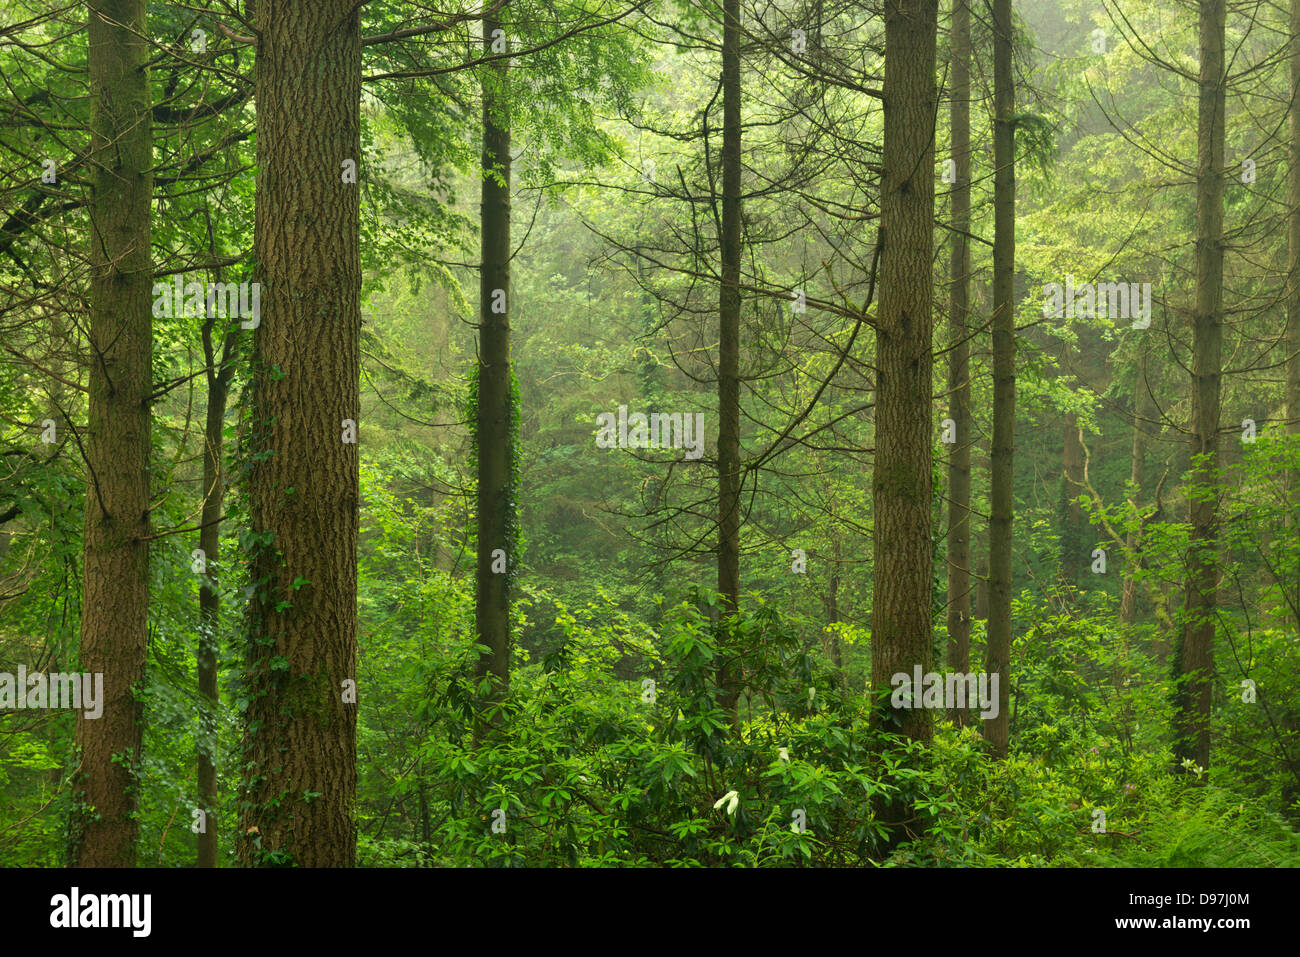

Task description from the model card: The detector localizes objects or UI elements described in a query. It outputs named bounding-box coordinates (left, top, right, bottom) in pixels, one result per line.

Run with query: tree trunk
left=1174, top=0, right=1224, bottom=775
left=196, top=366, right=229, bottom=868
left=1062, top=411, right=1085, bottom=586
left=872, top=0, right=938, bottom=744
left=945, top=0, right=972, bottom=727
left=475, top=13, right=513, bottom=714
left=1120, top=348, right=1153, bottom=624
left=1288, top=0, right=1300, bottom=609
left=717, top=0, right=743, bottom=724
left=73, top=0, right=153, bottom=869
left=239, top=0, right=361, bottom=867
left=984, top=0, right=1015, bottom=758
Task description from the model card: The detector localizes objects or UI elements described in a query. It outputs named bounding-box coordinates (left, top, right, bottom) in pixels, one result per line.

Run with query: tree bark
left=1174, top=0, right=1224, bottom=775
left=984, top=0, right=1015, bottom=758
left=239, top=0, right=361, bottom=867
left=196, top=308, right=234, bottom=867
left=474, top=13, right=513, bottom=714
left=945, top=0, right=972, bottom=727
left=872, top=0, right=938, bottom=744
left=717, top=0, right=743, bottom=725
left=73, top=0, right=153, bottom=869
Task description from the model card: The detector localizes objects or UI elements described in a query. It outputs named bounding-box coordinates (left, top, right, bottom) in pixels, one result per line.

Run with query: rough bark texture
left=984, top=0, right=1015, bottom=758
left=475, top=14, right=513, bottom=710
left=717, top=0, right=743, bottom=724
left=1174, top=0, right=1224, bottom=774
left=872, top=0, right=937, bottom=743
left=73, top=0, right=153, bottom=869
left=945, top=0, right=972, bottom=726
left=239, top=0, right=361, bottom=867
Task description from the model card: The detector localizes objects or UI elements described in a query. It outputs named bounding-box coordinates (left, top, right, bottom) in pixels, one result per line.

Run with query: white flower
left=713, top=789, right=740, bottom=816
left=778, top=747, right=790, bottom=762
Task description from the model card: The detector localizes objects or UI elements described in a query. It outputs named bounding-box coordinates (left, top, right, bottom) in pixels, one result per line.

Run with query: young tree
left=984, top=0, right=1015, bottom=758
left=945, top=0, right=973, bottom=726
left=73, top=0, right=154, bottom=868
left=1173, top=0, right=1225, bottom=774
left=717, top=0, right=744, bottom=723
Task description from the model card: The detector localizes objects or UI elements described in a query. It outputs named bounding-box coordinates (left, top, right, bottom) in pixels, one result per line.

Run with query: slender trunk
left=1288, top=0, right=1300, bottom=605
left=1062, top=411, right=1085, bottom=586
left=984, top=0, right=1015, bottom=758
left=717, top=0, right=743, bottom=724
left=73, top=0, right=153, bottom=868
left=1120, top=348, right=1153, bottom=624
left=872, top=0, right=938, bottom=744
left=475, top=14, right=513, bottom=713
left=239, top=0, right=361, bottom=867
left=946, top=0, right=972, bottom=727
left=1174, top=0, right=1224, bottom=775
left=196, top=363, right=229, bottom=868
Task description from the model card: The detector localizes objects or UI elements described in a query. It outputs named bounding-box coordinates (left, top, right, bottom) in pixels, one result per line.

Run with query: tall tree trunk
left=1174, top=0, right=1224, bottom=775
left=872, top=0, right=938, bottom=744
left=474, top=14, right=513, bottom=714
left=717, top=0, right=743, bottom=724
left=1062, top=411, right=1085, bottom=586
left=73, top=0, right=153, bottom=868
left=196, top=308, right=234, bottom=867
left=239, top=0, right=361, bottom=867
left=1288, top=0, right=1300, bottom=608
left=946, top=0, right=972, bottom=727
left=984, top=0, right=1015, bottom=758
left=1120, top=348, right=1153, bottom=624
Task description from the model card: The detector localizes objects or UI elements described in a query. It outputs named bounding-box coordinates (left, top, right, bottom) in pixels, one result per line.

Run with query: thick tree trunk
left=717, top=0, right=743, bottom=724
left=984, top=0, right=1015, bottom=758
left=1174, top=0, right=1224, bottom=775
left=872, top=0, right=938, bottom=744
left=239, top=0, right=361, bottom=867
left=945, top=0, right=972, bottom=727
left=73, top=0, right=154, bottom=868
left=475, top=14, right=513, bottom=710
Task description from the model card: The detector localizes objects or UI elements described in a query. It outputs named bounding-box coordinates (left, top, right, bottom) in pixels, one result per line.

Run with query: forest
left=0, top=0, right=1298, bottom=871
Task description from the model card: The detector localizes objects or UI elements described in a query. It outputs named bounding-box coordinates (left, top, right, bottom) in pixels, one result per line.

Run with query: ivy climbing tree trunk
left=474, top=13, right=513, bottom=716
left=196, top=287, right=236, bottom=867
left=73, top=0, right=153, bottom=868
left=1174, top=0, right=1224, bottom=775
left=872, top=0, right=938, bottom=744
left=984, top=0, right=1015, bottom=758
left=716, top=0, right=743, bottom=725
left=239, top=0, right=361, bottom=867
left=945, top=0, right=972, bottom=727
